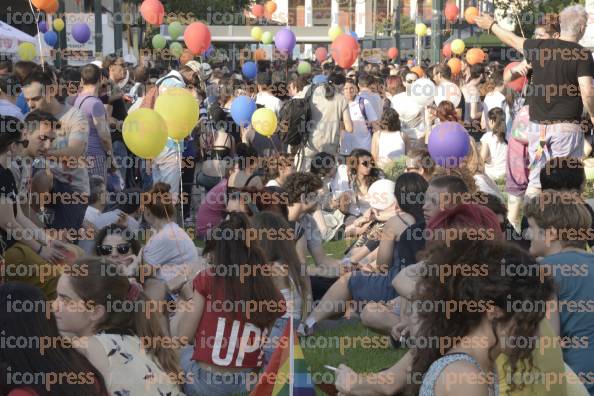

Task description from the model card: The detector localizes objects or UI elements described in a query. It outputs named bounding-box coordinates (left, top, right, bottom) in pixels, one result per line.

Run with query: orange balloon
left=265, top=1, right=277, bottom=14
left=45, top=0, right=59, bottom=14
left=331, top=34, right=359, bottom=69
left=180, top=49, right=194, bottom=65
left=464, top=7, right=479, bottom=24
left=184, top=22, right=211, bottom=55
left=387, top=47, right=398, bottom=59
left=448, top=58, right=462, bottom=75
left=466, top=47, right=485, bottom=65
left=140, top=0, right=165, bottom=26
left=254, top=48, right=267, bottom=60
left=32, top=0, right=54, bottom=12
left=411, top=66, right=425, bottom=77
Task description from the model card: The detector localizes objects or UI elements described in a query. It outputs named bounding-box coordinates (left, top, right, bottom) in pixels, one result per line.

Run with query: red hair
left=436, top=100, right=459, bottom=123
left=427, top=203, right=503, bottom=240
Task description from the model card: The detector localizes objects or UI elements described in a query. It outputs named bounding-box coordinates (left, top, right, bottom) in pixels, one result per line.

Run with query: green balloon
left=261, top=31, right=273, bottom=45
left=152, top=34, right=166, bottom=49
left=297, top=61, right=312, bottom=75
left=168, top=21, right=184, bottom=40
left=170, top=42, right=183, bottom=58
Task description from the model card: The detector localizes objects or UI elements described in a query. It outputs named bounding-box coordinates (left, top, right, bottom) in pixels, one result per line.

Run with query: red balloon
left=184, top=22, right=212, bottom=55
left=252, top=4, right=264, bottom=17
left=442, top=42, right=452, bottom=58
left=388, top=47, right=398, bottom=59
left=45, top=0, right=59, bottom=14
left=444, top=2, right=459, bottom=22
left=331, top=34, right=360, bottom=69
left=505, top=62, right=528, bottom=93
left=140, top=0, right=164, bottom=26
left=315, top=47, right=328, bottom=63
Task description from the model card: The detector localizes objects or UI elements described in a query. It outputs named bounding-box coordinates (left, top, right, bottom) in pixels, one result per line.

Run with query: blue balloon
left=44, top=31, right=58, bottom=47
left=203, top=45, right=214, bottom=58
left=230, top=95, right=257, bottom=127
left=242, top=61, right=258, bottom=80
left=38, top=21, right=48, bottom=33
left=350, top=31, right=358, bottom=40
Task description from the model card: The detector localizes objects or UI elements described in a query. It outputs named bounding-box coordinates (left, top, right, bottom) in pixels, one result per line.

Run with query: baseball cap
left=312, top=74, right=328, bottom=84
left=367, top=179, right=396, bottom=211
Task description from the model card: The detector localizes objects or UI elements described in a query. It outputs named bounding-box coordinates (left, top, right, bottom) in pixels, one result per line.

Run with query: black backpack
left=277, top=84, right=318, bottom=148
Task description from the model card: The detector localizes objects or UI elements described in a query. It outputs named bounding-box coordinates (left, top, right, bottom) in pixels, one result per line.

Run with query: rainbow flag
left=250, top=318, right=316, bottom=396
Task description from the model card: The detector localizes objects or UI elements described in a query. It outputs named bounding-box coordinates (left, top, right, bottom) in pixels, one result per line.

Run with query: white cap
left=367, top=179, right=396, bottom=211
left=90, top=60, right=102, bottom=68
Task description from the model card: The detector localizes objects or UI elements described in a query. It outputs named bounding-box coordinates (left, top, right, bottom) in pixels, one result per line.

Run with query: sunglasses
left=17, top=139, right=29, bottom=148
left=99, top=243, right=131, bottom=256
left=360, top=160, right=372, bottom=167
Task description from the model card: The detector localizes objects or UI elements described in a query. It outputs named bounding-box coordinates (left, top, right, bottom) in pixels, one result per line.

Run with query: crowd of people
left=1, top=3, right=594, bottom=396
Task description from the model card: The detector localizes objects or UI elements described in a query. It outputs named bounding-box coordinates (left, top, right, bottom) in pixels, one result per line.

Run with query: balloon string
left=177, top=141, right=185, bottom=229
left=514, top=12, right=525, bottom=38
left=28, top=0, right=45, bottom=70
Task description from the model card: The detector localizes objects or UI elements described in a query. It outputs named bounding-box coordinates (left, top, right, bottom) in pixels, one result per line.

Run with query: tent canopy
left=0, top=20, right=36, bottom=53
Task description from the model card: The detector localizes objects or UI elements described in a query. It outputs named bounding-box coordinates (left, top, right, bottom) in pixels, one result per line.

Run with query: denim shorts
left=348, top=265, right=399, bottom=304
left=180, top=346, right=257, bottom=396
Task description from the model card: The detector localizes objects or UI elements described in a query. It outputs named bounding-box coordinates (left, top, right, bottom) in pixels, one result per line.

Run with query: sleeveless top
left=93, top=333, right=184, bottom=396
left=419, top=353, right=499, bottom=396
left=377, top=131, right=406, bottom=166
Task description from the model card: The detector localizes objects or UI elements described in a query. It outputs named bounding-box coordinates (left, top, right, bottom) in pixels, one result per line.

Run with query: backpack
left=277, top=84, right=318, bottom=148
left=140, top=74, right=182, bottom=109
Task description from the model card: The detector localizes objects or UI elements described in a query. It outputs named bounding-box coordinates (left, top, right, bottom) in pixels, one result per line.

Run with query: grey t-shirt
left=305, top=85, right=348, bottom=157
left=297, top=214, right=323, bottom=252
left=52, top=105, right=90, bottom=194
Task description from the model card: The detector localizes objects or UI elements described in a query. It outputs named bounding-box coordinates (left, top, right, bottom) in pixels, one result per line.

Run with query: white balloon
left=410, top=78, right=436, bottom=107
left=434, top=81, right=462, bottom=107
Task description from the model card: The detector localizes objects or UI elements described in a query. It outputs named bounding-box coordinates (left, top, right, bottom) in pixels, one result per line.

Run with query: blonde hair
left=432, top=166, right=478, bottom=193
left=461, top=138, right=484, bottom=176
left=524, top=191, right=592, bottom=249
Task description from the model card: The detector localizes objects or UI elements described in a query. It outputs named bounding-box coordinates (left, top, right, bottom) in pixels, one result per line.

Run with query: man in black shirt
left=476, top=6, right=594, bottom=195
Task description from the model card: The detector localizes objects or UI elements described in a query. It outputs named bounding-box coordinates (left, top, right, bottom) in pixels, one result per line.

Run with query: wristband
left=488, top=21, right=497, bottom=33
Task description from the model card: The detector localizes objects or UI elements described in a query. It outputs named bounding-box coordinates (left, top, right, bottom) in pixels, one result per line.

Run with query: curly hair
left=283, top=172, right=323, bottom=205
left=406, top=240, right=555, bottom=396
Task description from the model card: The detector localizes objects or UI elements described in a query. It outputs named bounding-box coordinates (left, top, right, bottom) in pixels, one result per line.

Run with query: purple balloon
left=38, top=21, right=48, bottom=33
left=274, top=28, right=296, bottom=54
left=427, top=122, right=470, bottom=168
left=72, top=23, right=91, bottom=44
left=202, top=44, right=214, bottom=58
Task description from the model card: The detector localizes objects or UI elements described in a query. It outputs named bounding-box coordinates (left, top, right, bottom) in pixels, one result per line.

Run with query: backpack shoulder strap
left=77, top=95, right=94, bottom=110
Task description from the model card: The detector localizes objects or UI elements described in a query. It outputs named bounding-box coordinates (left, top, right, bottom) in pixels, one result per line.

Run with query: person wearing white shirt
left=481, top=69, right=512, bottom=138
left=340, top=79, right=379, bottom=156
left=256, top=72, right=282, bottom=115
left=480, top=107, right=508, bottom=180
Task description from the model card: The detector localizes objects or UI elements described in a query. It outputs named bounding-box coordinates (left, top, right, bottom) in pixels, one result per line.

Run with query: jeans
left=112, top=140, right=128, bottom=185
left=262, top=316, right=301, bottom=368
left=180, top=346, right=257, bottom=396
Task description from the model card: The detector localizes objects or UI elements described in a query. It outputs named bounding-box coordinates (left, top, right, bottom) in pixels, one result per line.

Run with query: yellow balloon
left=451, top=39, right=465, bottom=55
left=53, top=18, right=64, bottom=32
left=17, top=42, right=37, bottom=61
left=123, top=109, right=168, bottom=159
left=328, top=25, right=343, bottom=41
left=415, top=23, right=428, bottom=37
left=251, top=26, right=263, bottom=41
left=154, top=87, right=199, bottom=141
left=251, top=108, right=277, bottom=137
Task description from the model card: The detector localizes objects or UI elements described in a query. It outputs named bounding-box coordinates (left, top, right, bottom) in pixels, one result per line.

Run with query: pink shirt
left=196, top=179, right=227, bottom=238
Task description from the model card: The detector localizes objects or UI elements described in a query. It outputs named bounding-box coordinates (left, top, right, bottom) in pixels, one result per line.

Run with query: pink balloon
left=184, top=22, right=211, bottom=55
left=315, top=47, right=328, bottom=63
left=252, top=4, right=264, bottom=17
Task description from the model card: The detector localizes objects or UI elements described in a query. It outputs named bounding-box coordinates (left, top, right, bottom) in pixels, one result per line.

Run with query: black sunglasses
left=17, top=139, right=29, bottom=148
left=360, top=160, right=372, bottom=167
left=99, top=243, right=131, bottom=256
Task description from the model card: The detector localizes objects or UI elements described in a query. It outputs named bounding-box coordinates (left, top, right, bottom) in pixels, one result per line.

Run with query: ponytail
left=488, top=107, right=506, bottom=143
